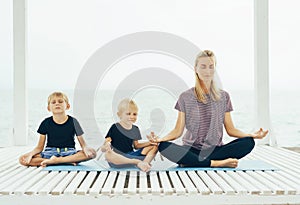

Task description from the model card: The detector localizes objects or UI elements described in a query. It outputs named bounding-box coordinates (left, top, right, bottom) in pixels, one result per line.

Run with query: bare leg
left=19, top=154, right=45, bottom=167
left=141, top=145, right=158, bottom=165
left=41, top=151, right=91, bottom=167
left=211, top=158, right=238, bottom=168
left=105, top=149, right=151, bottom=172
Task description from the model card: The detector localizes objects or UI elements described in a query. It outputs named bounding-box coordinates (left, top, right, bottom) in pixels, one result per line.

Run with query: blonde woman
left=153, top=50, right=268, bottom=168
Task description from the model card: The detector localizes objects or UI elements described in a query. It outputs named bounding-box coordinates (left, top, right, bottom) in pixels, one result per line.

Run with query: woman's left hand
left=250, top=128, right=269, bottom=139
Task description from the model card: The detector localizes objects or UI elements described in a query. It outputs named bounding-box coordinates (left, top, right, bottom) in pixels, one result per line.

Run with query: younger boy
left=19, top=92, right=96, bottom=167
left=100, top=98, right=158, bottom=172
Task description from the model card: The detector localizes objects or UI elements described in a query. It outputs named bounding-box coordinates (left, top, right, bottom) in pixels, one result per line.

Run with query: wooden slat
left=149, top=171, right=161, bottom=195
left=158, top=171, right=173, bottom=195
left=64, top=171, right=87, bottom=195
left=0, top=167, right=35, bottom=193
left=270, top=172, right=300, bottom=194
left=256, top=171, right=291, bottom=195
left=127, top=171, right=137, bottom=195
left=177, top=171, right=198, bottom=194
left=14, top=167, right=46, bottom=195
left=39, top=171, right=68, bottom=195
left=51, top=171, right=77, bottom=195
left=227, top=171, right=260, bottom=194
left=1, top=167, right=41, bottom=195
left=197, top=171, right=223, bottom=195
left=114, top=171, right=127, bottom=195
left=25, top=171, right=59, bottom=195
left=206, top=171, right=235, bottom=195
left=237, top=171, right=272, bottom=195
left=217, top=171, right=248, bottom=194
left=0, top=166, right=26, bottom=184
left=138, top=172, right=148, bottom=194
left=89, top=171, right=109, bottom=196
left=101, top=171, right=117, bottom=195
left=168, top=171, right=185, bottom=195
left=186, top=171, right=210, bottom=195
left=76, top=171, right=98, bottom=195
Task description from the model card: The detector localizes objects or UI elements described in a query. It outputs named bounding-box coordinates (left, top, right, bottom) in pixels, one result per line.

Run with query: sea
left=0, top=89, right=299, bottom=148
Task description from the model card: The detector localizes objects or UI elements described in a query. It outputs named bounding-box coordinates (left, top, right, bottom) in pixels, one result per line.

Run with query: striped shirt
left=175, top=87, right=233, bottom=149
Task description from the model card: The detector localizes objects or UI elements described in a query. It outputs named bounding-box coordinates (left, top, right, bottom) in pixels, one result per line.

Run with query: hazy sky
left=1, top=0, right=300, bottom=91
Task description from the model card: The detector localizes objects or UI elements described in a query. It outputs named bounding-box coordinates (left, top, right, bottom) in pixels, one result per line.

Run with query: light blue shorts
left=108, top=148, right=146, bottom=168
left=41, top=147, right=78, bottom=159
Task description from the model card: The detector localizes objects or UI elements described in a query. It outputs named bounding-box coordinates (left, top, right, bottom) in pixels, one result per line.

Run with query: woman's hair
left=118, top=98, right=138, bottom=113
left=194, top=50, right=220, bottom=103
left=47, top=92, right=69, bottom=105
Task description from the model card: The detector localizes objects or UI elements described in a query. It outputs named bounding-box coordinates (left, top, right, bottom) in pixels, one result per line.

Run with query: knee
left=158, top=141, right=170, bottom=152
left=243, top=137, right=255, bottom=152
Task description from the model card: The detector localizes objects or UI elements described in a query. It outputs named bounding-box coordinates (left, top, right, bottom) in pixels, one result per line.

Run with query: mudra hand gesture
left=147, top=131, right=160, bottom=145
left=250, top=128, right=269, bottom=139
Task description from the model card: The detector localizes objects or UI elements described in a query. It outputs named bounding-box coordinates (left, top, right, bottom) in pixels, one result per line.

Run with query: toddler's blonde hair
left=117, top=98, right=138, bottom=114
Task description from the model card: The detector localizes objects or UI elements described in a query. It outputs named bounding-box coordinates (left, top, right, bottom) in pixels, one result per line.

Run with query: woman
left=153, top=50, right=268, bottom=168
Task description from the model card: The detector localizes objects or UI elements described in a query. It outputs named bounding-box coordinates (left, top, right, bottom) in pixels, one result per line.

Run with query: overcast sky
left=1, top=0, right=300, bottom=91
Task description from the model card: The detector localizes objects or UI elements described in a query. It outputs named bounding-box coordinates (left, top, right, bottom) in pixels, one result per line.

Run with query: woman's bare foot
left=211, top=158, right=238, bottom=168
left=137, top=161, right=151, bottom=172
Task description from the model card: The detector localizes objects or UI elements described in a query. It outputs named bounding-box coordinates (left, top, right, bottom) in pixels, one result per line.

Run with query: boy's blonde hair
left=47, top=92, right=69, bottom=105
left=117, top=98, right=138, bottom=113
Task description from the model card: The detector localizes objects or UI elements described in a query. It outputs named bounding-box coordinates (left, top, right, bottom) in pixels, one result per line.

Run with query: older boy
left=19, top=92, right=96, bottom=167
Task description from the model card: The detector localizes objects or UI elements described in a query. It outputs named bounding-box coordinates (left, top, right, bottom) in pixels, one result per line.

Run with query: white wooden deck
left=0, top=145, right=300, bottom=205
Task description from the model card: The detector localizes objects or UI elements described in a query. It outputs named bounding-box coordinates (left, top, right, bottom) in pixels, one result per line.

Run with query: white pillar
left=254, top=0, right=275, bottom=146
left=13, top=0, right=27, bottom=145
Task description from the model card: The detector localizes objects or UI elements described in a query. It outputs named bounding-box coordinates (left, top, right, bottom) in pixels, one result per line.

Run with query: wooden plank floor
left=0, top=145, right=300, bottom=205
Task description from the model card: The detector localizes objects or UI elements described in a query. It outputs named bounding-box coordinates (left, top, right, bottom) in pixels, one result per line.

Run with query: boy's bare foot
left=41, top=156, right=77, bottom=167
left=211, top=158, right=238, bottom=168
left=137, top=161, right=151, bottom=172
left=41, top=156, right=59, bottom=167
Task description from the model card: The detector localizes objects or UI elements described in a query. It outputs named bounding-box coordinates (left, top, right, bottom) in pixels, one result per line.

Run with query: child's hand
left=147, top=132, right=160, bottom=145
left=100, top=142, right=111, bottom=152
left=83, top=147, right=97, bottom=159
left=19, top=153, right=32, bottom=166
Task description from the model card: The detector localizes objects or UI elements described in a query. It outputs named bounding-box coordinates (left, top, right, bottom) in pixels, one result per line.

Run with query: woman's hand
left=147, top=132, right=160, bottom=145
left=250, top=128, right=269, bottom=139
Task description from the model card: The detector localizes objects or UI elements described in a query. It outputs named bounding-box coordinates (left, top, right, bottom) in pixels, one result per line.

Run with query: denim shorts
left=108, top=148, right=146, bottom=168
left=41, top=147, right=78, bottom=159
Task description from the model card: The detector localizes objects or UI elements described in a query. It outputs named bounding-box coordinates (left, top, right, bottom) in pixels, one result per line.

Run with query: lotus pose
left=150, top=50, right=268, bottom=168
left=19, top=92, right=96, bottom=167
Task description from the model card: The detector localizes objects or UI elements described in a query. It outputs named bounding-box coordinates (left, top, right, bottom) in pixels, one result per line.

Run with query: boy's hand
left=147, top=132, right=160, bottom=145
left=19, top=153, right=32, bottom=166
left=100, top=142, right=111, bottom=152
left=83, top=147, right=97, bottom=159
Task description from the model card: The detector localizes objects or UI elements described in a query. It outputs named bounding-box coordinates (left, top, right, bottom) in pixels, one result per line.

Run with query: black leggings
left=158, top=137, right=255, bottom=167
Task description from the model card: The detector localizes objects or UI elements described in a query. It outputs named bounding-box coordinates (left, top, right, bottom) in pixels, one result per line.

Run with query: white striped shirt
left=175, top=87, right=233, bottom=149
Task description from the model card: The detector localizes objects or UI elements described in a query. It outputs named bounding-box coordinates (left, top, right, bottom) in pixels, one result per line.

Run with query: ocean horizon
left=0, top=89, right=299, bottom=148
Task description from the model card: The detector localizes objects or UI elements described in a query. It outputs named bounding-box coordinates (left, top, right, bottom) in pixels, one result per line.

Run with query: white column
left=254, top=0, right=275, bottom=146
left=13, top=0, right=27, bottom=145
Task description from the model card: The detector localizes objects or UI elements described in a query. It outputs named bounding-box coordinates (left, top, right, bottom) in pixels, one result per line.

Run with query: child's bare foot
left=137, top=161, right=151, bottom=172
left=41, top=156, right=59, bottom=167
left=41, top=156, right=77, bottom=167
left=211, top=158, right=238, bottom=168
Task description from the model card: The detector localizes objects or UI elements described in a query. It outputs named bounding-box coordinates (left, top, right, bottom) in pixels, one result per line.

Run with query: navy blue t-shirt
left=105, top=123, right=142, bottom=154
left=37, top=115, right=84, bottom=148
